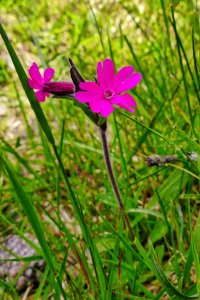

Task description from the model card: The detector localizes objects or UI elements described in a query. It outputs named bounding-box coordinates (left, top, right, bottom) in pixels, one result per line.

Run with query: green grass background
left=0, top=0, right=199, bottom=299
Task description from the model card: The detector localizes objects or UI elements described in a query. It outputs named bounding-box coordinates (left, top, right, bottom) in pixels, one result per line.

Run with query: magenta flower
left=28, top=62, right=55, bottom=102
left=74, top=58, right=142, bottom=117
left=28, top=63, right=75, bottom=101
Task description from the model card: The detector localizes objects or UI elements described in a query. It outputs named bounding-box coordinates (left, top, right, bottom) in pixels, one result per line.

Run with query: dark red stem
left=99, top=127, right=134, bottom=239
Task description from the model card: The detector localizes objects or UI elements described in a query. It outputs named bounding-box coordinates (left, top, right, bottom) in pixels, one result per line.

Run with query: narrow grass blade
left=39, top=197, right=97, bottom=296
left=188, top=201, right=200, bottom=297
left=192, top=29, right=200, bottom=91
left=1, top=139, right=39, bottom=179
left=167, top=163, right=200, bottom=180
left=13, top=82, right=34, bottom=143
left=107, top=28, right=115, bottom=64
left=87, top=0, right=106, bottom=56
left=1, top=159, right=57, bottom=282
left=52, top=146, right=106, bottom=296
left=174, top=129, right=200, bottom=155
left=1, top=139, right=52, bottom=192
left=105, top=239, right=121, bottom=300
left=149, top=242, right=199, bottom=300
left=160, top=0, right=173, bottom=56
left=34, top=266, right=50, bottom=300
left=2, top=159, right=69, bottom=299
left=123, top=34, right=159, bottom=104
left=56, top=119, right=65, bottom=209
left=192, top=213, right=200, bottom=296
left=113, top=112, right=128, bottom=179
left=170, top=9, right=195, bottom=135
left=169, top=17, right=199, bottom=103
left=0, top=280, right=19, bottom=300
left=116, top=109, right=174, bottom=146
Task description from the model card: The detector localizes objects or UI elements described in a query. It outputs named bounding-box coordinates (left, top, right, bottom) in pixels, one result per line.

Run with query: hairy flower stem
left=99, top=126, right=134, bottom=239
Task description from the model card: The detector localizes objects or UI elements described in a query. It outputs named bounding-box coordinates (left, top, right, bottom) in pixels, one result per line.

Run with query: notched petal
left=28, top=78, right=41, bottom=89
left=103, top=58, right=115, bottom=85
left=100, top=101, right=115, bottom=117
left=111, top=66, right=134, bottom=90
left=116, top=72, right=142, bottom=94
left=35, top=91, right=46, bottom=102
left=28, top=62, right=43, bottom=85
left=44, top=68, right=55, bottom=83
left=111, top=94, right=137, bottom=113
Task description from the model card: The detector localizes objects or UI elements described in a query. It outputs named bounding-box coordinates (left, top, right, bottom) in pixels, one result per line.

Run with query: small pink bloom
left=28, top=62, right=55, bottom=102
left=74, top=58, right=142, bottom=117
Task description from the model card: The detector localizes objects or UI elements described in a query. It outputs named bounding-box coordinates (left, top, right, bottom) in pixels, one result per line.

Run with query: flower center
left=104, top=89, right=114, bottom=99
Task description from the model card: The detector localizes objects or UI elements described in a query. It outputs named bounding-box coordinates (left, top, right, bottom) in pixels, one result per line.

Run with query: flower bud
left=69, top=58, right=85, bottom=92
left=43, top=82, right=75, bottom=95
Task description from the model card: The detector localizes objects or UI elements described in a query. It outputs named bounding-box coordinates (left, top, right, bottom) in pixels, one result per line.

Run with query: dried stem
left=99, top=126, right=134, bottom=239
left=146, top=152, right=198, bottom=167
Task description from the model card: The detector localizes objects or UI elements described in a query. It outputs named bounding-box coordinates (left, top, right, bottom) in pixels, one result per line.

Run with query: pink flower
left=74, top=58, right=142, bottom=117
left=28, top=63, right=75, bottom=101
left=28, top=62, right=55, bottom=102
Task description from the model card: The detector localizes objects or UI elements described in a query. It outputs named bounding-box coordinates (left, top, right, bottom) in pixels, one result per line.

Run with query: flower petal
left=28, top=63, right=43, bottom=85
left=115, top=73, right=142, bottom=94
left=111, top=93, right=137, bottom=112
left=103, top=58, right=115, bottom=86
left=45, top=92, right=50, bottom=98
left=111, top=93, right=137, bottom=106
left=100, top=101, right=115, bottom=117
left=28, top=78, right=42, bottom=89
left=35, top=90, right=46, bottom=102
left=79, top=82, right=102, bottom=93
left=111, top=66, right=134, bottom=90
left=74, top=91, right=93, bottom=103
left=44, top=68, right=55, bottom=83
left=89, top=97, right=103, bottom=113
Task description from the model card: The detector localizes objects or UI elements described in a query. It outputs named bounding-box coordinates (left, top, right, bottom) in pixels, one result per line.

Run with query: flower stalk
left=99, top=125, right=134, bottom=239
